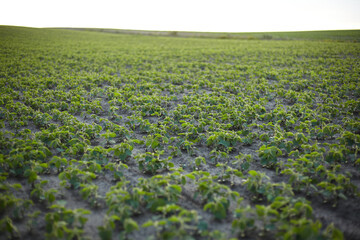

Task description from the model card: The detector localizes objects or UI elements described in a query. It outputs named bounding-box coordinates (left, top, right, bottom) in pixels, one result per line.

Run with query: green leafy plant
left=257, top=145, right=282, bottom=167
left=189, top=156, right=206, bottom=170
left=109, top=142, right=133, bottom=162
left=0, top=216, right=19, bottom=239
left=104, top=162, right=128, bottom=181
left=49, top=156, right=68, bottom=173
left=193, top=172, right=240, bottom=219
left=243, top=170, right=293, bottom=202
left=135, top=151, right=174, bottom=175
left=209, top=148, right=231, bottom=164
left=101, top=130, right=117, bottom=146
left=317, top=171, right=358, bottom=207
left=216, top=163, right=243, bottom=185
left=143, top=204, right=201, bottom=239
left=204, top=196, right=231, bottom=220
left=59, top=166, right=96, bottom=189
left=45, top=204, right=91, bottom=240
left=0, top=192, right=33, bottom=220
left=82, top=146, right=109, bottom=164
left=30, top=180, right=57, bottom=205
left=104, top=181, right=142, bottom=237
left=338, top=131, right=360, bottom=153
left=232, top=206, right=256, bottom=238
left=26, top=210, right=41, bottom=234
left=232, top=153, right=253, bottom=172
left=79, top=183, right=101, bottom=207
left=98, top=215, right=120, bottom=240
left=145, top=134, right=168, bottom=151
left=206, top=131, right=241, bottom=151
left=136, top=176, right=183, bottom=212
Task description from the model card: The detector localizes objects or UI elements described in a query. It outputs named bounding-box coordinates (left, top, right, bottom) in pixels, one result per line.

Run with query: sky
left=1, top=0, right=359, bottom=32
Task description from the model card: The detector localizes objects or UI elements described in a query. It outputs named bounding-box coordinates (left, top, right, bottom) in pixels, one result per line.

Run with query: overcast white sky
left=1, top=0, right=359, bottom=32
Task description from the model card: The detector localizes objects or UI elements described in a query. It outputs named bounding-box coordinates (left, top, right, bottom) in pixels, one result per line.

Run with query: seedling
left=257, top=145, right=282, bottom=167
left=82, top=146, right=109, bottom=164
left=0, top=216, right=19, bottom=239
left=145, top=133, right=168, bottom=151
left=49, top=156, right=68, bottom=173
left=30, top=180, right=57, bottom=205
left=206, top=131, right=241, bottom=151
left=216, top=163, right=243, bottom=185
left=209, top=148, right=231, bottom=164
left=104, top=162, right=128, bottom=181
left=232, top=153, right=253, bottom=172
left=80, top=183, right=101, bottom=207
left=109, top=142, right=133, bottom=162
left=168, top=145, right=182, bottom=157
left=232, top=206, right=256, bottom=237
left=204, top=196, right=230, bottom=220
left=101, top=130, right=116, bottom=146
left=45, top=204, right=90, bottom=240
left=135, top=151, right=174, bottom=175
left=189, top=156, right=206, bottom=170
left=59, top=166, right=96, bottom=189
left=143, top=204, right=201, bottom=239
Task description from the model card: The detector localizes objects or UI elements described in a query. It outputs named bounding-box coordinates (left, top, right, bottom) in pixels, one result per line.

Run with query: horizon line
left=2, top=24, right=360, bottom=34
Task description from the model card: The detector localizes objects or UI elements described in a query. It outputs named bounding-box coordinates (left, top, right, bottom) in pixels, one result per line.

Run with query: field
left=60, top=28, right=360, bottom=42
left=0, top=26, right=360, bottom=240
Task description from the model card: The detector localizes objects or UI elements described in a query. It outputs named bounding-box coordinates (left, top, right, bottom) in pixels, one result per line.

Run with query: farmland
left=60, top=28, right=360, bottom=42
left=0, top=26, right=360, bottom=239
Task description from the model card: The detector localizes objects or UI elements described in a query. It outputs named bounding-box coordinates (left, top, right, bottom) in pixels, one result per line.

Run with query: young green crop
left=0, top=26, right=359, bottom=239
left=135, top=151, right=174, bottom=175
left=45, top=205, right=90, bottom=240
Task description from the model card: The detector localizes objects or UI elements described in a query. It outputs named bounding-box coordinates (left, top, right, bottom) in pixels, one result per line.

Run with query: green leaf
left=197, top=220, right=208, bottom=231
left=169, top=184, right=182, bottom=193
left=124, top=218, right=139, bottom=233
left=168, top=216, right=180, bottom=223
left=219, top=139, right=230, bottom=147
left=151, top=140, right=159, bottom=149
left=48, top=193, right=56, bottom=203
left=186, top=174, right=195, bottom=180
left=338, top=193, right=347, bottom=200
left=248, top=170, right=257, bottom=176
left=98, top=226, right=112, bottom=240
left=12, top=184, right=22, bottom=190
left=142, top=220, right=154, bottom=228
